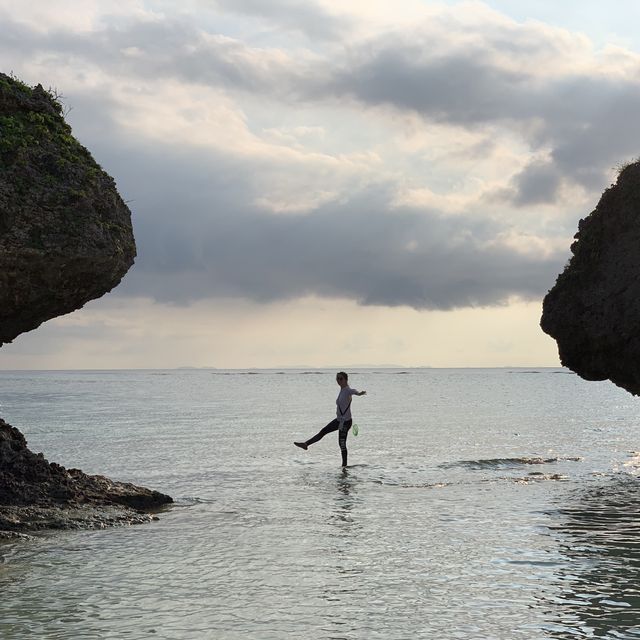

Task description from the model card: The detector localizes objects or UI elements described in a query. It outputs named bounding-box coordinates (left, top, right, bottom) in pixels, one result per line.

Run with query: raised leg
left=295, top=419, right=340, bottom=450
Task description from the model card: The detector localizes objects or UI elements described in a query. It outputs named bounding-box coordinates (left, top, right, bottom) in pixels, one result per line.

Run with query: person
left=294, top=371, right=366, bottom=467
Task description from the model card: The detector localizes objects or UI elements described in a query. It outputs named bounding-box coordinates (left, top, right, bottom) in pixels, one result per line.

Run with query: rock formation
left=0, top=73, right=135, bottom=345
left=541, top=161, right=640, bottom=395
left=0, top=73, right=171, bottom=535
left=0, top=419, right=172, bottom=536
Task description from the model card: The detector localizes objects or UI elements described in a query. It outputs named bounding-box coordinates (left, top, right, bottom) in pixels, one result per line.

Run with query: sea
left=0, top=367, right=639, bottom=640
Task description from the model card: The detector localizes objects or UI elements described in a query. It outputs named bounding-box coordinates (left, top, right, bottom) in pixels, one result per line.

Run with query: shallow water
left=1, top=368, right=640, bottom=638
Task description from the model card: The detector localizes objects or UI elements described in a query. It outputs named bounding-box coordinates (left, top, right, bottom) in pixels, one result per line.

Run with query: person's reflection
left=333, top=468, right=357, bottom=527
left=545, top=476, right=640, bottom=638
left=326, top=468, right=364, bottom=581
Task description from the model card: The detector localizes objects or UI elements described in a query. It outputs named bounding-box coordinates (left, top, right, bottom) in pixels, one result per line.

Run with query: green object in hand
left=352, top=423, right=359, bottom=436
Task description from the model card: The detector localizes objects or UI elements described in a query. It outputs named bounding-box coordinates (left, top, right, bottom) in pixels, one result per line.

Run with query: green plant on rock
left=0, top=73, right=105, bottom=193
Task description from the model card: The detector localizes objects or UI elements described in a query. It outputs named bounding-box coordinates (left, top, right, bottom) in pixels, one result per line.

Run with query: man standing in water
left=294, top=372, right=366, bottom=467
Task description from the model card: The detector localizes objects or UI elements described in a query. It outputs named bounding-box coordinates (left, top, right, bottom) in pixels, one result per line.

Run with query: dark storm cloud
left=328, top=48, right=532, bottom=125
left=509, top=161, right=562, bottom=206
left=84, top=133, right=564, bottom=310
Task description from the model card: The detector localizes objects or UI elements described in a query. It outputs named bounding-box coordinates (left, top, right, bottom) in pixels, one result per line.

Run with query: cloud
left=6, top=3, right=637, bottom=204
left=506, top=159, right=562, bottom=206
left=83, top=132, right=562, bottom=310
left=317, top=29, right=640, bottom=196
left=0, top=9, right=321, bottom=97
left=0, top=1, right=633, bottom=313
left=209, top=0, right=351, bottom=41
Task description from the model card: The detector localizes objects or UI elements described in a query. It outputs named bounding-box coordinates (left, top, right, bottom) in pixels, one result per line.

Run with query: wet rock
left=0, top=418, right=172, bottom=533
left=0, top=73, right=135, bottom=345
left=541, top=161, right=640, bottom=395
left=0, top=505, right=157, bottom=533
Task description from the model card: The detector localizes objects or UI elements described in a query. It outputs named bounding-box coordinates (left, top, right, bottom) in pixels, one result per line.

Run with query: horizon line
left=0, top=365, right=569, bottom=372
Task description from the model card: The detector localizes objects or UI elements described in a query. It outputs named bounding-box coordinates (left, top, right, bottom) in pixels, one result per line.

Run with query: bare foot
left=294, top=442, right=308, bottom=450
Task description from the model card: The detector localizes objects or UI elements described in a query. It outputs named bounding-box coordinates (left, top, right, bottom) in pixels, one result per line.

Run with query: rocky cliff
left=0, top=73, right=135, bottom=345
left=0, top=74, right=171, bottom=536
left=541, top=161, right=640, bottom=395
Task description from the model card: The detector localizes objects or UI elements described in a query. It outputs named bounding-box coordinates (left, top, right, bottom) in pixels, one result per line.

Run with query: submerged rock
left=0, top=418, right=172, bottom=533
left=541, top=161, right=640, bottom=395
left=0, top=73, right=135, bottom=345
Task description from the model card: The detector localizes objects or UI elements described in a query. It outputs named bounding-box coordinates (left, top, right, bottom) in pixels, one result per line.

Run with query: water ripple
left=1, top=369, right=639, bottom=639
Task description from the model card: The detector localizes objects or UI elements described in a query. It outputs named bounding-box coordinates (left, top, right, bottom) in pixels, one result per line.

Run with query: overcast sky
left=2, top=0, right=639, bottom=369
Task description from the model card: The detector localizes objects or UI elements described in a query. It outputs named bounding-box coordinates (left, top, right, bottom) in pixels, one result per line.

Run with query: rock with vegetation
left=541, top=161, right=640, bottom=395
left=0, top=72, right=135, bottom=345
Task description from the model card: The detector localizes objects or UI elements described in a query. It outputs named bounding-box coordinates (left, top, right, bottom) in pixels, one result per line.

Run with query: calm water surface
left=0, top=368, right=640, bottom=639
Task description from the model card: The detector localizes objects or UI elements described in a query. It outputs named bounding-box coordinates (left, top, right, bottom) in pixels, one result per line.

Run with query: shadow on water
left=544, top=476, right=640, bottom=639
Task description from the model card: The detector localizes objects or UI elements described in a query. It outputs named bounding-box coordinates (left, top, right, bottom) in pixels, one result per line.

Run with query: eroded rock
left=541, top=161, right=640, bottom=395
left=0, top=73, right=135, bottom=345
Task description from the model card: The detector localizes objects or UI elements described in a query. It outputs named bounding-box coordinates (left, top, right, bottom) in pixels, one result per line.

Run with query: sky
left=1, top=0, right=640, bottom=369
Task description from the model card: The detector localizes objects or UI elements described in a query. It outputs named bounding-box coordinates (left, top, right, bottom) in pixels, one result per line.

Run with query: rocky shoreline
left=0, top=418, right=172, bottom=538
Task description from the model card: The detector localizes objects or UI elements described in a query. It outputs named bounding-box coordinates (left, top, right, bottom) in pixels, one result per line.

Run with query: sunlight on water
left=0, top=368, right=639, bottom=639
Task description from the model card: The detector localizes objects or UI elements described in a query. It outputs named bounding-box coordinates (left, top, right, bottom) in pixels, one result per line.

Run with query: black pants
left=306, top=419, right=352, bottom=466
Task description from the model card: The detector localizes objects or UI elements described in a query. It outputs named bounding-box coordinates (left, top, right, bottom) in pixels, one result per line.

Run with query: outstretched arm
left=356, top=390, right=366, bottom=396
